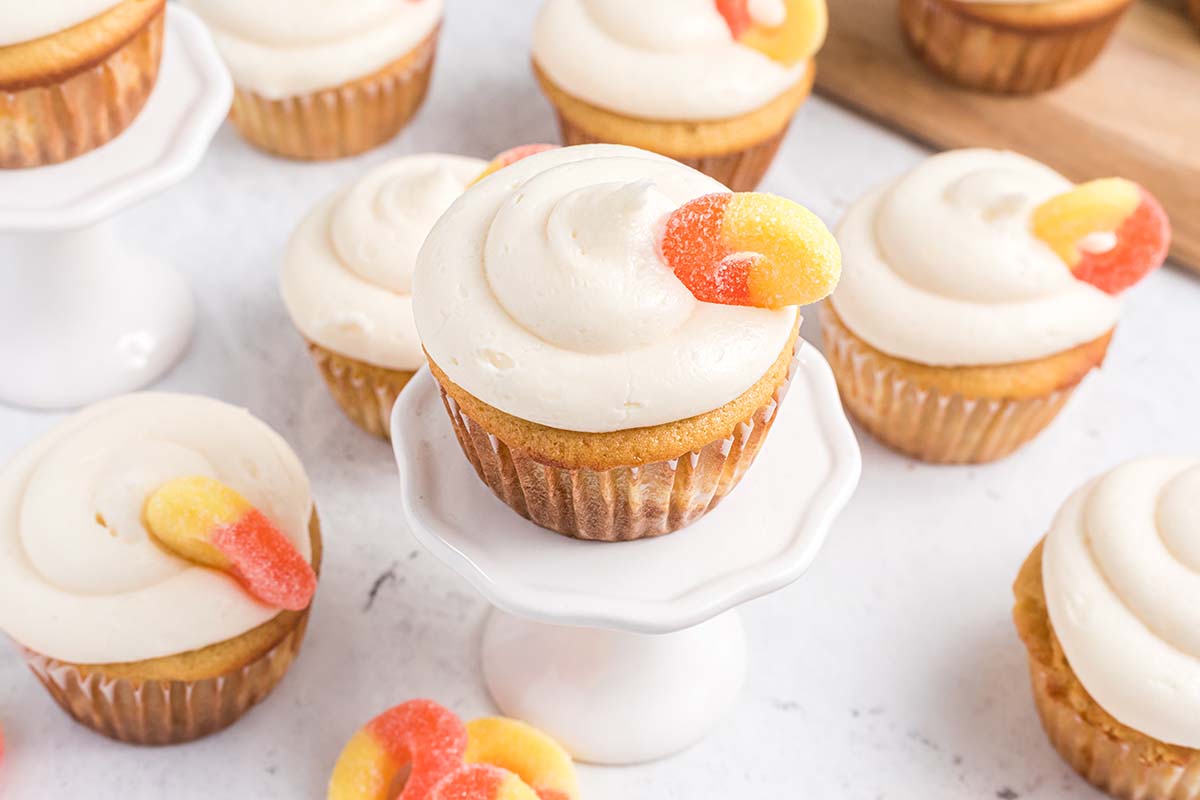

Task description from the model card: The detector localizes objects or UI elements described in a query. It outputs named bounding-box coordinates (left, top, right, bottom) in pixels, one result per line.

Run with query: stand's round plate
left=391, top=343, right=861, bottom=635
left=0, top=5, right=232, bottom=232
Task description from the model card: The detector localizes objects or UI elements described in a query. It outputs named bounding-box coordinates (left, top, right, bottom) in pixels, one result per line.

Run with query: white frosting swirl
left=831, top=149, right=1120, bottom=366
left=282, top=154, right=486, bottom=370
left=0, top=0, right=121, bottom=46
left=1042, top=457, right=1200, bottom=748
left=180, top=0, right=443, bottom=98
left=0, top=394, right=313, bottom=665
left=532, top=0, right=811, bottom=121
left=414, top=144, right=798, bottom=433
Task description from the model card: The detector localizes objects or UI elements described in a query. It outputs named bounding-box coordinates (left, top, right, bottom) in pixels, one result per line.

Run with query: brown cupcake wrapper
left=434, top=357, right=796, bottom=542
left=552, top=109, right=790, bottom=192
left=23, top=608, right=310, bottom=745
left=0, top=10, right=164, bottom=168
left=229, top=31, right=438, bottom=161
left=306, top=340, right=415, bottom=440
left=899, top=0, right=1131, bottom=93
left=821, top=310, right=1075, bottom=464
left=1190, top=0, right=1200, bottom=29
left=1028, top=655, right=1200, bottom=800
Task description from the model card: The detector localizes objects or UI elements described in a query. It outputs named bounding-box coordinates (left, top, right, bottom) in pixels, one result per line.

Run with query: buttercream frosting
left=0, top=393, right=313, bottom=665
left=0, top=0, right=122, bottom=47
left=532, top=0, right=812, bottom=121
left=831, top=149, right=1120, bottom=367
left=1042, top=457, right=1200, bottom=748
left=179, top=0, right=443, bottom=98
left=282, top=153, right=487, bottom=371
left=413, top=144, right=799, bottom=433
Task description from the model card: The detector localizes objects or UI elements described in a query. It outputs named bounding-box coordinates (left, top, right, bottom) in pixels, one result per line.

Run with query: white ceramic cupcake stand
left=0, top=6, right=231, bottom=410
left=392, top=344, right=862, bottom=765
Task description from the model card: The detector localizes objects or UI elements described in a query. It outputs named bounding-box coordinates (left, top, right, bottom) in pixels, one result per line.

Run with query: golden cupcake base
left=229, top=29, right=438, bottom=161
left=899, top=0, right=1132, bottom=94
left=306, top=341, right=415, bottom=440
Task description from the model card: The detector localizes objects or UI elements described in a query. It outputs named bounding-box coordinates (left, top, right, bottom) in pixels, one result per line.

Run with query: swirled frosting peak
left=1043, top=457, right=1200, bottom=747
left=414, top=144, right=799, bottom=433
left=831, top=149, right=1121, bottom=367
left=282, top=154, right=487, bottom=370
left=0, top=393, right=313, bottom=665
left=532, top=0, right=811, bottom=120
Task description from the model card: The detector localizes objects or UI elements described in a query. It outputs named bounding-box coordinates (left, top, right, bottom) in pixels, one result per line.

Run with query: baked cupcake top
left=0, top=393, right=313, bottom=664
left=179, top=0, right=442, bottom=98
left=1042, top=457, right=1200, bottom=748
left=830, top=149, right=1169, bottom=367
left=0, top=0, right=123, bottom=45
left=282, top=153, right=486, bottom=371
left=532, top=0, right=824, bottom=121
left=414, top=144, right=821, bottom=433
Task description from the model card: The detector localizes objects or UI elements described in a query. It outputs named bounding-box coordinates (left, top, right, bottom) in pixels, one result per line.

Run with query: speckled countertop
left=1, top=2, right=1198, bottom=798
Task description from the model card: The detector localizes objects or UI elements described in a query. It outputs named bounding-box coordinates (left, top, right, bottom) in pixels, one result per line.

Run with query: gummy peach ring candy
left=328, top=700, right=468, bottom=800
left=716, top=0, right=828, bottom=65
left=471, top=144, right=558, bottom=186
left=1032, top=178, right=1170, bottom=295
left=660, top=191, right=841, bottom=309
left=143, top=476, right=316, bottom=611
left=465, top=718, right=580, bottom=800
left=431, top=765, right=540, bottom=800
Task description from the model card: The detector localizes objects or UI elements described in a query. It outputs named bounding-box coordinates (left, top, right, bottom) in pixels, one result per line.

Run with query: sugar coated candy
left=430, top=765, right=540, bottom=800
left=472, top=144, right=558, bottom=186
left=465, top=718, right=580, bottom=800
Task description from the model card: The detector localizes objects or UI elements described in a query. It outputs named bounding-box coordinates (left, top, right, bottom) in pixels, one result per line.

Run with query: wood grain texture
left=815, top=0, right=1200, bottom=274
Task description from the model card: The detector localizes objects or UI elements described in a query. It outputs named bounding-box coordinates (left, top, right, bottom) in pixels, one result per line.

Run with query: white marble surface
left=1, top=2, right=1198, bottom=797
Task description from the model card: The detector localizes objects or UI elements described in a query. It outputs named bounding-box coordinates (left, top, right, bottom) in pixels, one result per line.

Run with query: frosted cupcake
left=413, top=144, right=840, bottom=541
left=282, top=153, right=486, bottom=438
left=0, top=393, right=319, bottom=744
left=0, top=0, right=165, bottom=168
left=1014, top=458, right=1200, bottom=799
left=532, top=0, right=827, bottom=191
left=181, top=0, right=442, bottom=160
left=822, top=149, right=1169, bottom=464
left=900, top=0, right=1134, bottom=93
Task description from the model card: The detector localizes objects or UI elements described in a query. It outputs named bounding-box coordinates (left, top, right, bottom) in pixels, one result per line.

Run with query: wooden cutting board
left=814, top=0, right=1200, bottom=274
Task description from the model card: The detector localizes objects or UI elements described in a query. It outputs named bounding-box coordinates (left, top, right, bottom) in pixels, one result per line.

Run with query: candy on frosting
left=413, top=144, right=799, bottom=433
left=0, top=0, right=122, bottom=47
left=1042, top=457, right=1200, bottom=748
left=179, top=0, right=443, bottom=98
left=831, top=149, right=1122, bottom=367
left=282, top=154, right=487, bottom=371
left=532, top=0, right=814, bottom=121
left=0, top=393, right=313, bottom=665
left=472, top=145, right=559, bottom=187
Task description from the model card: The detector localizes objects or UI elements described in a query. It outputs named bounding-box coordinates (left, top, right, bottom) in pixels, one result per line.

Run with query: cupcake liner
left=552, top=109, right=791, bottom=192
left=306, top=340, right=415, bottom=440
left=1190, top=0, right=1200, bottom=28
left=229, top=29, right=438, bottom=161
left=434, top=358, right=796, bottom=542
left=899, top=0, right=1131, bottom=93
left=24, top=609, right=310, bottom=745
left=1028, top=655, right=1200, bottom=800
left=821, top=308, right=1074, bottom=464
left=0, top=10, right=164, bottom=168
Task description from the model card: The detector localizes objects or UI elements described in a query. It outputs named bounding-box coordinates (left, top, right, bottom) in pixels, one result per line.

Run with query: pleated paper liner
left=22, top=513, right=322, bottom=745
left=0, top=9, right=164, bottom=168
left=306, top=341, right=415, bottom=440
left=229, top=28, right=439, bottom=161
left=899, top=0, right=1132, bottom=94
left=434, top=357, right=796, bottom=542
left=820, top=306, right=1088, bottom=464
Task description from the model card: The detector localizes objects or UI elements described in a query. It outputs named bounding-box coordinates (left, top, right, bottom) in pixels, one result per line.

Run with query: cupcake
left=0, top=0, right=165, bottom=168
left=181, top=0, right=442, bottom=160
left=413, top=144, right=840, bottom=541
left=0, top=393, right=319, bottom=745
left=282, top=153, right=486, bottom=438
left=1014, top=458, right=1200, bottom=799
left=823, top=149, right=1169, bottom=464
left=900, top=0, right=1134, bottom=94
left=531, top=0, right=827, bottom=191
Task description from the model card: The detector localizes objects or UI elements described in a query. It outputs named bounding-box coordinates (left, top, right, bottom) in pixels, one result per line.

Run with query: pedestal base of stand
left=0, top=225, right=193, bottom=409
left=482, top=610, right=748, bottom=765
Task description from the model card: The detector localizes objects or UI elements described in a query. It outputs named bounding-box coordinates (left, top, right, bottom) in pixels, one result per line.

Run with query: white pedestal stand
left=0, top=6, right=231, bottom=409
left=391, top=346, right=861, bottom=765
